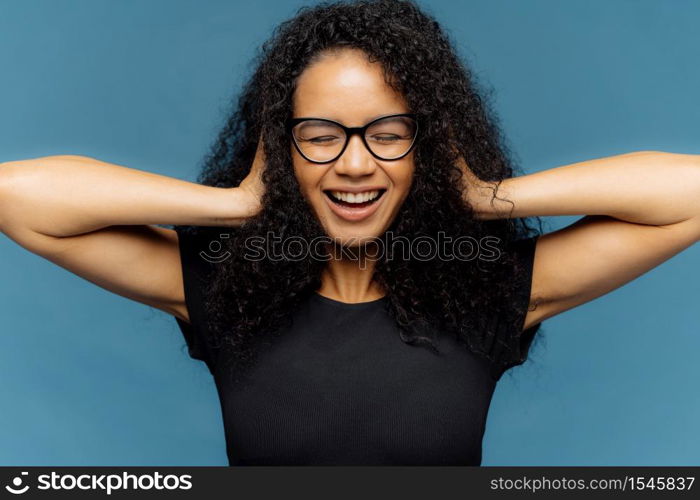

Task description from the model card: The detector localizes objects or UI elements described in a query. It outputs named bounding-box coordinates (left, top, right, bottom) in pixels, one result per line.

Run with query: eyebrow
left=292, top=112, right=408, bottom=124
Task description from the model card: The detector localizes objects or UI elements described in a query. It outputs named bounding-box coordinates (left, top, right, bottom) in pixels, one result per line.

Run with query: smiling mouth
left=323, top=189, right=387, bottom=208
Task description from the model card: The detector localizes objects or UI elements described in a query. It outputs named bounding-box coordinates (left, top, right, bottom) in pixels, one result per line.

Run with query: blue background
left=1, top=0, right=698, bottom=465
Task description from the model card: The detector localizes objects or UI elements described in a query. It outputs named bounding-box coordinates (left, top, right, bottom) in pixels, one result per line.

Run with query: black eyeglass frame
left=286, top=113, right=419, bottom=164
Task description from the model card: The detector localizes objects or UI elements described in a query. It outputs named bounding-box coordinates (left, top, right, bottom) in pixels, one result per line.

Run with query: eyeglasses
left=286, top=113, right=418, bottom=164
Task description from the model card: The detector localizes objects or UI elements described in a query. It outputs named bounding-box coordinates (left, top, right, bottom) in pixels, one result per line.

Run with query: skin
left=290, top=48, right=415, bottom=303
left=3, top=52, right=698, bottom=330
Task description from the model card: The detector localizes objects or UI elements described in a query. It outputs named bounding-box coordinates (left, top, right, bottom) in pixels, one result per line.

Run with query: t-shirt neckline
left=312, top=292, right=388, bottom=308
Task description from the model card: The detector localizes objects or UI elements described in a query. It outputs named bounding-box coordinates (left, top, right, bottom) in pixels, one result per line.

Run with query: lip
left=323, top=186, right=387, bottom=193
left=322, top=189, right=387, bottom=222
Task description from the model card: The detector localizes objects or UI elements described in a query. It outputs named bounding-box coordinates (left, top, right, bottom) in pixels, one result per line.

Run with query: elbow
left=0, top=161, right=27, bottom=233
left=0, top=156, right=93, bottom=232
left=0, top=162, right=16, bottom=233
left=0, top=160, right=38, bottom=233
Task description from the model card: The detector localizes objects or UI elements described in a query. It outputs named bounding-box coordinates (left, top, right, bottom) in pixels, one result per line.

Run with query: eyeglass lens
left=292, top=115, right=417, bottom=162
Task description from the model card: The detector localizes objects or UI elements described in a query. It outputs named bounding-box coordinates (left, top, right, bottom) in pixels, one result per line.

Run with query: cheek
left=292, top=163, right=322, bottom=205
left=292, top=158, right=310, bottom=189
left=393, top=161, right=415, bottom=193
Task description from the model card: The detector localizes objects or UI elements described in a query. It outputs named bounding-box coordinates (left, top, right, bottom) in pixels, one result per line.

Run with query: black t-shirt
left=173, top=226, right=541, bottom=465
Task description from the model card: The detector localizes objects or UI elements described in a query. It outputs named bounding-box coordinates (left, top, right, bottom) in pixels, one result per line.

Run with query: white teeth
left=330, top=190, right=381, bottom=203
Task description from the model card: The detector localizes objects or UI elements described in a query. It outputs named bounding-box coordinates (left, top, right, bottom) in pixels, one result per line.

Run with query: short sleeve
left=174, top=225, right=216, bottom=365
left=489, top=234, right=543, bottom=381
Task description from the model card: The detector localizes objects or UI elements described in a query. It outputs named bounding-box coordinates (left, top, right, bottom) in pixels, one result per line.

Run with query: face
left=291, top=48, right=416, bottom=247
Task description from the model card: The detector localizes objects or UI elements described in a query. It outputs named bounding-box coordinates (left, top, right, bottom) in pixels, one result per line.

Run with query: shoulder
left=172, top=225, right=231, bottom=321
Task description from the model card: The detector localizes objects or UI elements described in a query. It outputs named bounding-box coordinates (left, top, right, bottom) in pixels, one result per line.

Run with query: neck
left=316, top=243, right=385, bottom=303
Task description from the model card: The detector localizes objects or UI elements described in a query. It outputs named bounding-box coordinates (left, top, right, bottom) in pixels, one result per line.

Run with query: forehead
left=292, top=49, right=409, bottom=125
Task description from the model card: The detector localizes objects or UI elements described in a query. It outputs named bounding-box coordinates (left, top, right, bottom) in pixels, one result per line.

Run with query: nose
left=332, top=133, right=377, bottom=176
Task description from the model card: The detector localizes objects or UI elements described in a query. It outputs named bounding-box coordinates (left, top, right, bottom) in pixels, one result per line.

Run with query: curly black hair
left=174, top=0, right=545, bottom=384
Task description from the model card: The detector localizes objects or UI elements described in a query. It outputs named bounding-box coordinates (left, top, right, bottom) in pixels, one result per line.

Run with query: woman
left=1, top=0, right=698, bottom=465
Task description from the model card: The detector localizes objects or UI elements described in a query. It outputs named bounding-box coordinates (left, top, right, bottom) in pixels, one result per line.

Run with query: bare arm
left=454, top=150, right=700, bottom=331
left=0, top=155, right=258, bottom=237
left=462, top=151, right=700, bottom=226
left=0, top=147, right=266, bottom=323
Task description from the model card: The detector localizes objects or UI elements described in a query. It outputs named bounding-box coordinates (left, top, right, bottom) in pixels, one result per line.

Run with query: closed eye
left=305, top=136, right=341, bottom=144
left=369, top=134, right=402, bottom=142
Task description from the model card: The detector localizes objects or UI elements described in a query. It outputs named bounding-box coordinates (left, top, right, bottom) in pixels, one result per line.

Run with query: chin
left=323, top=226, right=383, bottom=248
left=308, top=196, right=395, bottom=251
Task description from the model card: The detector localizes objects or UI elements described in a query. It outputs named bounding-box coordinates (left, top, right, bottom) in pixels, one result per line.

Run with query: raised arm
left=0, top=147, right=265, bottom=323
left=457, top=151, right=700, bottom=330
left=0, top=155, right=258, bottom=237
